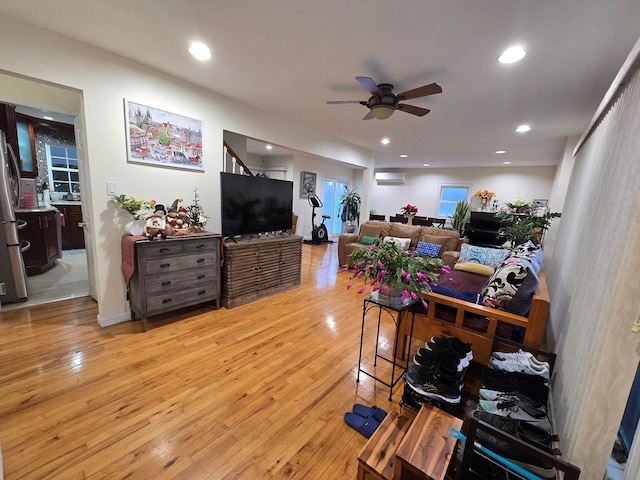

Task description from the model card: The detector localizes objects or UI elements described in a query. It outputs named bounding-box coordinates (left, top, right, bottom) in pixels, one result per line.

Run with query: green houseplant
left=346, top=239, right=448, bottom=309
left=495, top=207, right=561, bottom=247
left=451, top=200, right=469, bottom=234
left=339, top=187, right=361, bottom=233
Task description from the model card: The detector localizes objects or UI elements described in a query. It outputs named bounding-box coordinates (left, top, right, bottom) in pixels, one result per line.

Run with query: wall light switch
left=107, top=181, right=117, bottom=195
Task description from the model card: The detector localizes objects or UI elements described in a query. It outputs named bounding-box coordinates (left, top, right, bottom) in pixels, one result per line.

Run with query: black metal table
left=357, top=292, right=417, bottom=400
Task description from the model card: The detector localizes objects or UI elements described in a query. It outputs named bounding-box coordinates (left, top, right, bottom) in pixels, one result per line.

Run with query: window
left=437, top=184, right=471, bottom=217
left=47, top=145, right=79, bottom=193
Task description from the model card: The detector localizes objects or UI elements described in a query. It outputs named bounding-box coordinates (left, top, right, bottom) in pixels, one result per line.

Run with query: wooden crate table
left=357, top=411, right=412, bottom=480
left=394, top=404, right=462, bottom=480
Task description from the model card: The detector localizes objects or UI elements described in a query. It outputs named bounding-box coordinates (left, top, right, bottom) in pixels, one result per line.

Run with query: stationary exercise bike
left=308, top=194, right=331, bottom=243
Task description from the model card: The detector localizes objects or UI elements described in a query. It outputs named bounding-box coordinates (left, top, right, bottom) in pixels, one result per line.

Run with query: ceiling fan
left=327, top=76, right=442, bottom=120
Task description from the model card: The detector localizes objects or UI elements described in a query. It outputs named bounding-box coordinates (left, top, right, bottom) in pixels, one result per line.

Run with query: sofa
left=338, top=221, right=466, bottom=267
left=396, top=241, right=551, bottom=365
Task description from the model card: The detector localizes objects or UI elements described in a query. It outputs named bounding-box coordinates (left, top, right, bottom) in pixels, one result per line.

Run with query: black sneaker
left=471, top=410, right=552, bottom=452
left=405, top=365, right=462, bottom=404
left=482, top=367, right=549, bottom=405
left=427, top=336, right=473, bottom=361
left=414, top=347, right=468, bottom=372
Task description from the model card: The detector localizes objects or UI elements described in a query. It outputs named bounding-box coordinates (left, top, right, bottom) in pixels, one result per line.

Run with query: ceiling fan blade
left=397, top=104, right=431, bottom=117
left=356, top=76, right=382, bottom=95
left=362, top=110, right=375, bottom=120
left=327, top=100, right=366, bottom=104
left=397, top=83, right=442, bottom=100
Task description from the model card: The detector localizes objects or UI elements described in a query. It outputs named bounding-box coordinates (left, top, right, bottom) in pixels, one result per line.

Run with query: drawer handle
left=197, top=258, right=206, bottom=263
left=160, top=248, right=170, bottom=253
left=162, top=298, right=173, bottom=304
left=254, top=265, right=261, bottom=271
left=197, top=274, right=206, bottom=280
left=160, top=263, right=171, bottom=268
left=197, top=290, right=206, bottom=296
left=161, top=281, right=172, bottom=287
left=196, top=244, right=206, bottom=249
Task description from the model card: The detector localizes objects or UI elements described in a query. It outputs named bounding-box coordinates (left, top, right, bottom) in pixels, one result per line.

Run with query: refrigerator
left=0, top=129, right=29, bottom=304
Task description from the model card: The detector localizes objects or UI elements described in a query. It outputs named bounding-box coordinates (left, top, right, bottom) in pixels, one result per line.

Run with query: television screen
left=220, top=172, right=293, bottom=237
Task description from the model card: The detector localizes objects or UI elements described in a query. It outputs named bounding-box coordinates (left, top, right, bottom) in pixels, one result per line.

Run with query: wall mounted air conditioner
left=375, top=172, right=405, bottom=184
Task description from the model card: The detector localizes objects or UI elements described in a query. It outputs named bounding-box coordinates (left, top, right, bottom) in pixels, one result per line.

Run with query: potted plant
left=346, top=239, right=448, bottom=308
left=339, top=187, right=361, bottom=233
left=451, top=200, right=469, bottom=235
left=495, top=203, right=561, bottom=247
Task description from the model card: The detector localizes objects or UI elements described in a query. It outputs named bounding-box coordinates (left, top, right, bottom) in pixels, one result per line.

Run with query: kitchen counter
left=16, top=206, right=60, bottom=213
left=49, top=201, right=83, bottom=207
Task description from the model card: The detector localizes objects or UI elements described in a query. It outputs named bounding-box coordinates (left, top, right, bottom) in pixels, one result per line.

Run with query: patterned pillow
left=415, top=241, right=442, bottom=257
left=480, top=257, right=539, bottom=314
left=509, top=241, right=544, bottom=273
left=459, top=244, right=510, bottom=268
left=382, top=236, right=411, bottom=250
left=360, top=235, right=377, bottom=246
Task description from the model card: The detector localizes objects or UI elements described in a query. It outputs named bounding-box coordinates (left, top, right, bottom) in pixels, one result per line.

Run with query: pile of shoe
left=403, top=336, right=472, bottom=407
left=468, top=350, right=557, bottom=478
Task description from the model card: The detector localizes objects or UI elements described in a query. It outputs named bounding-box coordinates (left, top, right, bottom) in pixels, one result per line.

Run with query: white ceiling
left=2, top=1, right=639, bottom=169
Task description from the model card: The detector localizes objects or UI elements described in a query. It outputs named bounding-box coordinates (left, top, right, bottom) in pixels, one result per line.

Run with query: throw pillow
left=382, top=236, right=411, bottom=250
left=418, top=234, right=450, bottom=257
left=415, top=241, right=442, bottom=257
left=357, top=223, right=383, bottom=244
left=360, top=235, right=377, bottom=246
left=459, top=244, right=510, bottom=268
left=389, top=223, right=421, bottom=249
left=481, top=257, right=539, bottom=314
left=509, top=241, right=544, bottom=273
left=454, top=262, right=495, bottom=277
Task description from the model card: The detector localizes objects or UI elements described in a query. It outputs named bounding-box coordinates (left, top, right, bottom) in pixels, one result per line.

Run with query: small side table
left=357, top=292, right=416, bottom=400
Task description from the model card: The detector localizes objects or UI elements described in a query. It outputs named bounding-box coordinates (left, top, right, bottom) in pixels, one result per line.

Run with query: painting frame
left=124, top=99, right=204, bottom=171
left=532, top=198, right=549, bottom=209
left=300, top=171, right=317, bottom=198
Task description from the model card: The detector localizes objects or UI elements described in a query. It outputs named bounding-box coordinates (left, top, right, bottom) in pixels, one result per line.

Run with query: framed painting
left=124, top=99, right=204, bottom=171
left=300, top=171, right=317, bottom=197
left=532, top=198, right=548, bottom=209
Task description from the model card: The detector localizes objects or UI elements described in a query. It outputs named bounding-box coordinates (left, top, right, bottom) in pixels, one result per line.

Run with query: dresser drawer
left=146, top=286, right=219, bottom=314
left=139, top=242, right=185, bottom=258
left=183, top=237, right=219, bottom=254
left=142, top=252, right=217, bottom=275
left=144, top=267, right=218, bottom=294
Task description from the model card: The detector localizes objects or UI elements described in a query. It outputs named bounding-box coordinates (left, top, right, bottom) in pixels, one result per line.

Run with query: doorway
left=322, top=178, right=348, bottom=235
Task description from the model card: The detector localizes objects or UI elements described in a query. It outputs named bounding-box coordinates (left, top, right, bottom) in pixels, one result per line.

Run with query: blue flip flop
left=344, top=412, right=381, bottom=438
left=352, top=404, right=387, bottom=423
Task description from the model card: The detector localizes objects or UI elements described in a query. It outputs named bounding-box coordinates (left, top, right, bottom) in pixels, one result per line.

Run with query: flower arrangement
left=346, top=238, right=448, bottom=309
left=474, top=190, right=496, bottom=200
left=401, top=204, right=419, bottom=215
left=185, top=188, right=208, bottom=231
left=505, top=197, right=529, bottom=211
left=112, top=194, right=155, bottom=220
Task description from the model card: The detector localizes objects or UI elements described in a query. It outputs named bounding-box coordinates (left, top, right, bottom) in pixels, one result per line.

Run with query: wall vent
left=375, top=172, right=405, bottom=184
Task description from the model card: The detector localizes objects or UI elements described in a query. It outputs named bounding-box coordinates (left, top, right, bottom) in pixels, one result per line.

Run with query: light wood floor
left=0, top=241, right=414, bottom=479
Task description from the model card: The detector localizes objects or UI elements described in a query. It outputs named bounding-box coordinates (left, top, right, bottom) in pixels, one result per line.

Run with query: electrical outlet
left=0, top=283, right=6, bottom=295
left=107, top=181, right=117, bottom=195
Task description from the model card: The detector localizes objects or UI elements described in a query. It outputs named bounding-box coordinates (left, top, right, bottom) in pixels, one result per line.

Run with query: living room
left=0, top=3, right=639, bottom=479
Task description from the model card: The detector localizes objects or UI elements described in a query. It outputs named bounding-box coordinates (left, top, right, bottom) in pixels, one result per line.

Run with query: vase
left=480, top=198, right=488, bottom=212
left=404, top=214, right=415, bottom=226
left=125, top=219, right=146, bottom=236
left=377, top=286, right=405, bottom=306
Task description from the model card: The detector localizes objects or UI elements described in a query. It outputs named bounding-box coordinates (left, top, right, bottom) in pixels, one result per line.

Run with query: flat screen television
left=220, top=172, right=293, bottom=237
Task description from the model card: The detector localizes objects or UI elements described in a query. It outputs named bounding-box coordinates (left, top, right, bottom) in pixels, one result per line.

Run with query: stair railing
left=223, top=140, right=254, bottom=176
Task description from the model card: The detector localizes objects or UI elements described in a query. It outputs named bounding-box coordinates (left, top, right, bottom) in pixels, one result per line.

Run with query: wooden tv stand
left=222, top=234, right=302, bottom=308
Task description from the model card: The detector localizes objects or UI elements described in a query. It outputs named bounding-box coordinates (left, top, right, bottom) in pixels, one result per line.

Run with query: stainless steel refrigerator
left=0, top=129, right=29, bottom=304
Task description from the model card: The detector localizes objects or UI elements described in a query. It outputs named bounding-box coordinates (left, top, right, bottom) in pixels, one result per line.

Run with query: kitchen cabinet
left=222, top=235, right=302, bottom=308
left=51, top=203, right=85, bottom=249
left=17, top=209, right=61, bottom=275
left=0, top=104, right=38, bottom=178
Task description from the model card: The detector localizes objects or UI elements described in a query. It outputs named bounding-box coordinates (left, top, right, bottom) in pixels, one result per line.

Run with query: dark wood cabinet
left=467, top=212, right=506, bottom=247
left=17, top=210, right=61, bottom=275
left=222, top=235, right=302, bottom=308
left=51, top=203, right=85, bottom=249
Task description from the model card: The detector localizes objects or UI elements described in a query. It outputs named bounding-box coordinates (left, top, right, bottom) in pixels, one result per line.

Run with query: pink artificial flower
left=443, top=265, right=452, bottom=275
left=377, top=260, right=385, bottom=269
left=411, top=291, right=419, bottom=300
left=449, top=277, right=455, bottom=285
left=357, top=286, right=366, bottom=295
left=416, top=272, right=427, bottom=281
left=356, top=272, right=364, bottom=279
left=422, top=300, right=429, bottom=310
left=347, top=282, right=353, bottom=289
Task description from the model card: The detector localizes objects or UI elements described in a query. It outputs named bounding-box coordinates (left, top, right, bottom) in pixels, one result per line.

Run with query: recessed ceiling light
left=400, top=154, right=408, bottom=158
left=189, top=42, right=211, bottom=60
left=381, top=138, right=390, bottom=145
left=516, top=124, right=531, bottom=133
left=423, top=163, right=430, bottom=167
left=499, top=45, right=526, bottom=64
left=43, top=116, right=53, bottom=121
left=495, top=150, right=506, bottom=154
left=265, top=145, right=273, bottom=150
left=503, top=161, right=512, bottom=165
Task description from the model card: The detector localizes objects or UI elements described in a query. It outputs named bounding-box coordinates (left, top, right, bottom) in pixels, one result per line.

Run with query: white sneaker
left=489, top=356, right=550, bottom=381
left=492, top=349, right=549, bottom=369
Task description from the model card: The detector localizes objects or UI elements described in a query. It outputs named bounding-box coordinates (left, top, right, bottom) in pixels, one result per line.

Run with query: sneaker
left=413, top=348, right=467, bottom=372
left=406, top=363, right=463, bottom=386
left=479, top=398, right=547, bottom=421
left=471, top=410, right=552, bottom=451
left=405, top=366, right=462, bottom=404
left=427, top=336, right=473, bottom=361
left=491, top=349, right=550, bottom=369
left=479, top=388, right=547, bottom=410
left=489, top=356, right=550, bottom=381
left=482, top=367, right=549, bottom=405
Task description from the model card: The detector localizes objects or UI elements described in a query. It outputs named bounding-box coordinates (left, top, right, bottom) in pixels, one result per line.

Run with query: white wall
left=0, top=16, right=372, bottom=325
left=370, top=166, right=557, bottom=220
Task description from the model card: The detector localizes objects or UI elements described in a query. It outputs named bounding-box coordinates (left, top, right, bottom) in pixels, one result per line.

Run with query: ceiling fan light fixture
left=371, top=105, right=395, bottom=120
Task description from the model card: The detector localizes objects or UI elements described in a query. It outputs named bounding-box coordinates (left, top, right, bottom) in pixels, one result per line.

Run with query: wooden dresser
left=222, top=235, right=302, bottom=308
left=127, top=233, right=222, bottom=331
